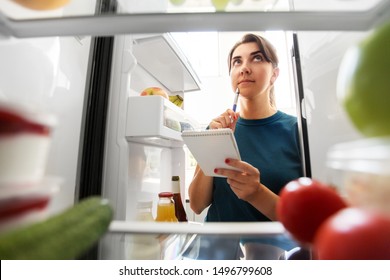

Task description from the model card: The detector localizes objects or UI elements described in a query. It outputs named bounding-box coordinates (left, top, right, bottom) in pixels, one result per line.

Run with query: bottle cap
left=158, top=191, right=174, bottom=198
left=171, top=176, right=180, bottom=193
left=172, top=176, right=180, bottom=181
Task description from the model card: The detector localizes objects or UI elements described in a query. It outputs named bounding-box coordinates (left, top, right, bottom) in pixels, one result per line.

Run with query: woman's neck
left=239, top=99, right=277, bottom=119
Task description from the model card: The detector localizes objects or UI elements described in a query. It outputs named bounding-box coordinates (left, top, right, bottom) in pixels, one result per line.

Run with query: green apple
left=337, top=21, right=390, bottom=137
left=169, top=0, right=185, bottom=6
left=211, top=0, right=230, bottom=11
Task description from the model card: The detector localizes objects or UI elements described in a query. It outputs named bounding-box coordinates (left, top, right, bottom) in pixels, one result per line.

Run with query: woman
left=189, top=33, right=303, bottom=224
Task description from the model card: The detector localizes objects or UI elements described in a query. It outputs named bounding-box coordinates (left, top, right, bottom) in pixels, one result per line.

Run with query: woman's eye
left=253, top=54, right=264, bottom=62
left=232, top=59, right=241, bottom=66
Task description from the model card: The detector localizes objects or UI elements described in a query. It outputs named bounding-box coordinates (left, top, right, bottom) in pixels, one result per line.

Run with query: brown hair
left=228, top=33, right=279, bottom=107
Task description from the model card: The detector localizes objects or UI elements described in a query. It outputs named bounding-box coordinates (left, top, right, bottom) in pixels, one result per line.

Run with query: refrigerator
left=0, top=0, right=389, bottom=260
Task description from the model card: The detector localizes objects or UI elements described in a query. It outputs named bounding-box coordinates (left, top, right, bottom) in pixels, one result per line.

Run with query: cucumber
left=0, top=196, right=113, bottom=260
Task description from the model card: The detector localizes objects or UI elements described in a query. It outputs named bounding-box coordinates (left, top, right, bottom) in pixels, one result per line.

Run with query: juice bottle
left=155, top=192, right=178, bottom=222
left=171, top=176, right=188, bottom=222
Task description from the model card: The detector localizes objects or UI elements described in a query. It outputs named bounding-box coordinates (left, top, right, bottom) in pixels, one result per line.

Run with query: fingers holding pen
left=210, top=109, right=239, bottom=130
left=230, top=111, right=240, bottom=130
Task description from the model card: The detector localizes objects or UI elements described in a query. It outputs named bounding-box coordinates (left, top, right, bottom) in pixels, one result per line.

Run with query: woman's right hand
left=209, top=109, right=240, bottom=131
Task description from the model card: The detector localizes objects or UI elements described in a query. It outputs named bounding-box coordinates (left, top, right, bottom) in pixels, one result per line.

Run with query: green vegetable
left=338, top=21, right=390, bottom=137
left=0, top=196, right=113, bottom=260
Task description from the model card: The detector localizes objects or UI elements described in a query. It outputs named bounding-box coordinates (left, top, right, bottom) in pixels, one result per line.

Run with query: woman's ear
left=270, top=67, right=280, bottom=85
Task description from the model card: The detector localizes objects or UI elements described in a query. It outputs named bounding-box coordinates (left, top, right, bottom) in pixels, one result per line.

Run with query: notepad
left=181, top=128, right=241, bottom=177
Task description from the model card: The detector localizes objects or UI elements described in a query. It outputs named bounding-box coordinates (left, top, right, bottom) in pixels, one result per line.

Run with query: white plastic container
left=326, top=137, right=390, bottom=216
left=0, top=177, right=60, bottom=233
left=126, top=95, right=200, bottom=147
left=0, top=103, right=56, bottom=186
left=135, top=200, right=154, bottom=222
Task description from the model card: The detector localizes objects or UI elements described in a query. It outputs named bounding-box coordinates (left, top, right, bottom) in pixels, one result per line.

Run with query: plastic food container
left=0, top=177, right=60, bottom=232
left=326, top=137, right=390, bottom=216
left=0, top=102, right=56, bottom=186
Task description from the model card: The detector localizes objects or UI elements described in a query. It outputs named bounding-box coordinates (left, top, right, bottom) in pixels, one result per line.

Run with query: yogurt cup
left=327, top=137, right=390, bottom=216
left=0, top=102, right=57, bottom=186
left=0, top=177, right=60, bottom=232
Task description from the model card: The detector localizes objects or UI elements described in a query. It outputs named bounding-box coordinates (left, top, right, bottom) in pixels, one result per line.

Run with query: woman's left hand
left=214, top=158, right=263, bottom=202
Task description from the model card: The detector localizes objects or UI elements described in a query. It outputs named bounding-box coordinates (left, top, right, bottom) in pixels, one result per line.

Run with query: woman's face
left=230, top=42, right=278, bottom=100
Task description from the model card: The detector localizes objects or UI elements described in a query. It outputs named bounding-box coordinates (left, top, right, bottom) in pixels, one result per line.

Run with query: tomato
left=314, top=208, right=390, bottom=260
left=277, top=177, right=348, bottom=245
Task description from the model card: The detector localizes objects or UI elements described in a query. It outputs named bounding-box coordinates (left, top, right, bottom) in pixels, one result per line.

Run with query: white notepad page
left=181, top=128, right=241, bottom=177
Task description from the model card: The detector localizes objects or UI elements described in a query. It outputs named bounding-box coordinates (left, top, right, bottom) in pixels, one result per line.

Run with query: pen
left=232, top=88, right=240, bottom=112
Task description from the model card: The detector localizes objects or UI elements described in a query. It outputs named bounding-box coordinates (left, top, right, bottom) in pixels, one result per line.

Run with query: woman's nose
left=240, top=63, right=250, bottom=74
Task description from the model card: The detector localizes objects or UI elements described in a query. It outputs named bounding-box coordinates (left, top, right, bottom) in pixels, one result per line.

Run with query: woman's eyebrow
left=250, top=50, right=263, bottom=57
left=232, top=50, right=263, bottom=61
left=231, top=55, right=241, bottom=61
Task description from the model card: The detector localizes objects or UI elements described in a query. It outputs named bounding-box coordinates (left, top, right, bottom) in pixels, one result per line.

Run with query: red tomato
left=277, top=177, right=347, bottom=245
left=314, top=208, right=390, bottom=260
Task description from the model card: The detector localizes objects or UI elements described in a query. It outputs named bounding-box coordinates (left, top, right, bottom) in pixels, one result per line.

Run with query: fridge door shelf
left=125, top=95, right=200, bottom=148
left=132, top=34, right=201, bottom=93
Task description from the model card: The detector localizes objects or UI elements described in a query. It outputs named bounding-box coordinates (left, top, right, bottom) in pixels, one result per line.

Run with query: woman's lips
left=238, top=80, right=254, bottom=86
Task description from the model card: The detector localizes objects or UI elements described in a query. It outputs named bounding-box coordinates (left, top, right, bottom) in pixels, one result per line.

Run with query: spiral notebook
left=181, top=128, right=241, bottom=177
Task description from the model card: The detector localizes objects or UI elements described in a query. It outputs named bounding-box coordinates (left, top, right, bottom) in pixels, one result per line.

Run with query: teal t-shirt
left=206, top=110, right=303, bottom=222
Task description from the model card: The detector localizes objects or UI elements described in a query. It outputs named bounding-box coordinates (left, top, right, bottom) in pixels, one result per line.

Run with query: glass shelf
left=0, top=0, right=389, bottom=38
left=105, top=221, right=310, bottom=260
left=1, top=0, right=387, bottom=19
